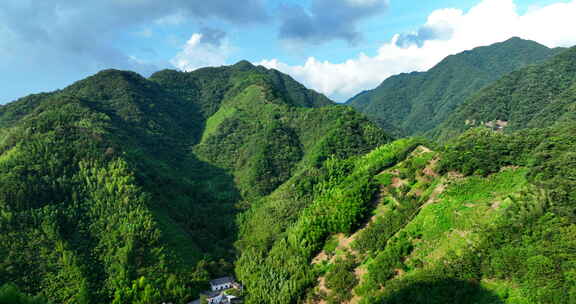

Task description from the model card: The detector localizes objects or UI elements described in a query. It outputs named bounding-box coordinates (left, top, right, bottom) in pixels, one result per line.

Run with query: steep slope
left=148, top=60, right=333, bottom=120
left=0, top=63, right=390, bottom=304
left=236, top=122, right=576, bottom=304
left=347, top=37, right=561, bottom=136
left=435, top=45, right=576, bottom=140
left=0, top=70, right=233, bottom=304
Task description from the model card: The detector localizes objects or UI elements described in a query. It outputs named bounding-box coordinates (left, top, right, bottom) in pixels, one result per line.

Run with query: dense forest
left=435, top=44, right=576, bottom=140
left=346, top=37, right=563, bottom=137
left=1, top=38, right=575, bottom=304
left=236, top=123, right=576, bottom=304
left=0, top=62, right=388, bottom=304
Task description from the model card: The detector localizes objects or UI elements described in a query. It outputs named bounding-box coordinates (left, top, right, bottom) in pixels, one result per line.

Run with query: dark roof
left=210, top=276, right=235, bottom=286
left=200, top=290, right=222, bottom=298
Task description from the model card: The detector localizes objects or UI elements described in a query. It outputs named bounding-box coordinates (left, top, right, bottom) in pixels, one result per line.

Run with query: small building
left=189, top=276, right=243, bottom=304
left=210, top=277, right=236, bottom=292
left=202, top=291, right=225, bottom=304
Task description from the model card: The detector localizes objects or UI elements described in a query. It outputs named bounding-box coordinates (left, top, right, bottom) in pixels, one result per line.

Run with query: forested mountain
left=347, top=37, right=562, bottom=136
left=0, top=62, right=390, bottom=304
left=232, top=120, right=576, bottom=304
left=435, top=45, right=576, bottom=140
left=1, top=39, right=576, bottom=304
left=232, top=40, right=575, bottom=304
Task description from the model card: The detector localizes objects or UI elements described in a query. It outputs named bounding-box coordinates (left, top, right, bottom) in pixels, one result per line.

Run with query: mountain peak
left=347, top=38, right=558, bottom=136
left=91, top=69, right=144, bottom=80
left=495, top=36, right=548, bottom=49
left=232, top=60, right=255, bottom=71
left=504, top=36, right=527, bottom=43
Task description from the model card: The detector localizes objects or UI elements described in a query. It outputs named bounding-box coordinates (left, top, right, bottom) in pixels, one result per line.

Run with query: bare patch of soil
left=412, top=145, right=432, bottom=155
left=491, top=201, right=502, bottom=210
left=312, top=250, right=330, bottom=265
left=317, top=276, right=328, bottom=304
left=347, top=266, right=369, bottom=304
left=391, top=177, right=407, bottom=188
left=500, top=166, right=520, bottom=172
left=447, top=171, right=465, bottom=179
left=412, top=188, right=424, bottom=197
left=337, top=233, right=354, bottom=250
left=423, top=157, right=440, bottom=178
left=455, top=229, right=471, bottom=238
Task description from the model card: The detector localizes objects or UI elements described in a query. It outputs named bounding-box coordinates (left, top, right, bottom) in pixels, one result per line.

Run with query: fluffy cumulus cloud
left=261, top=0, right=576, bottom=102
left=279, top=0, right=389, bottom=45
left=170, top=33, right=230, bottom=71
left=395, top=12, right=456, bottom=48
left=0, top=0, right=267, bottom=103
left=0, top=0, right=267, bottom=69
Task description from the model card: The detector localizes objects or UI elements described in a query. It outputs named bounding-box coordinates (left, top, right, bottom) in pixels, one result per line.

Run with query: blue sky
left=1, top=0, right=575, bottom=104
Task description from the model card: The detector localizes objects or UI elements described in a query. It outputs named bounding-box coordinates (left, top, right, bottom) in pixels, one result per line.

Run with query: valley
left=1, top=39, right=575, bottom=304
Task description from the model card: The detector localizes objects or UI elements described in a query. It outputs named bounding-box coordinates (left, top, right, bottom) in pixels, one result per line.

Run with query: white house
left=210, top=277, right=236, bottom=292
left=189, top=291, right=223, bottom=304
left=188, top=277, right=242, bottom=304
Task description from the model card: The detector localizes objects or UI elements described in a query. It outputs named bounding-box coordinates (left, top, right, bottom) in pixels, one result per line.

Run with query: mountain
left=435, top=45, right=576, bottom=140
left=0, top=62, right=391, bottom=304
left=235, top=122, right=576, bottom=304
left=2, top=44, right=576, bottom=304
left=230, top=41, right=576, bottom=303
left=347, top=37, right=562, bottom=136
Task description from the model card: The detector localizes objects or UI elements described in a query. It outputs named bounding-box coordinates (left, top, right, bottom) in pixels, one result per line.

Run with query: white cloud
left=170, top=33, right=230, bottom=71
left=258, top=0, right=576, bottom=102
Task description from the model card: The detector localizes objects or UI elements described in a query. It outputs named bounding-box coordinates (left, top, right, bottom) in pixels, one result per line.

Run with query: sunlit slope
left=347, top=37, right=560, bottom=137
left=237, top=123, right=576, bottom=304
left=435, top=45, right=576, bottom=141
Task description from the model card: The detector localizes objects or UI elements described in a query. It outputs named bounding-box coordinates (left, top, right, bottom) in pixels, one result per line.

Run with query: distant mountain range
left=1, top=38, right=575, bottom=304
left=347, top=37, right=565, bottom=137
left=434, top=43, right=576, bottom=140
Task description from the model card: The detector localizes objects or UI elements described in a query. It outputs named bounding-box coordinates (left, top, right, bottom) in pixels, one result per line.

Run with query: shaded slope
left=0, top=71, right=236, bottom=304
left=347, top=37, right=560, bottom=136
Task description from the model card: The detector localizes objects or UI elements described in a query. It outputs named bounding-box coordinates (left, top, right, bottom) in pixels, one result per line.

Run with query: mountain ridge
left=1, top=38, right=576, bottom=304
left=435, top=44, right=576, bottom=140
left=347, top=37, right=563, bottom=136
left=0, top=63, right=390, bottom=304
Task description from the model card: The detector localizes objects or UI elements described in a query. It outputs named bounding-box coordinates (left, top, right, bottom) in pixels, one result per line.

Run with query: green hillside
left=0, top=63, right=390, bottom=304
left=435, top=45, right=576, bottom=140
left=234, top=44, right=576, bottom=301
left=236, top=123, right=576, bottom=304
left=347, top=37, right=561, bottom=136
left=1, top=40, right=576, bottom=304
